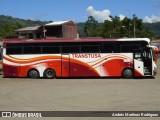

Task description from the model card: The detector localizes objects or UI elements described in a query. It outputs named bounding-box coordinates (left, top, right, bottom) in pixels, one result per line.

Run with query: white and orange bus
left=2, top=38, right=157, bottom=79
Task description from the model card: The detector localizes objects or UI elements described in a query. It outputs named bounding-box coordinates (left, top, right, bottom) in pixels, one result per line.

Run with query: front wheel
left=122, top=68, right=133, bottom=79
left=43, top=68, right=56, bottom=79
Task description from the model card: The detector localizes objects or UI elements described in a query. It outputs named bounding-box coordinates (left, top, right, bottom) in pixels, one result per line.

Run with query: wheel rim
left=29, top=70, right=39, bottom=78
left=44, top=69, right=55, bottom=79
left=47, top=70, right=54, bottom=77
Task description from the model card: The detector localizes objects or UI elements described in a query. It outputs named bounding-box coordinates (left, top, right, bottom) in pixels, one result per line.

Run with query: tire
left=44, top=68, right=56, bottom=79
left=122, top=68, right=133, bottom=79
left=28, top=69, right=39, bottom=79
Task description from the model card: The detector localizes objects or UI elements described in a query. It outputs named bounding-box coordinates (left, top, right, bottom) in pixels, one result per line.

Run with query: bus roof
left=3, top=38, right=150, bottom=44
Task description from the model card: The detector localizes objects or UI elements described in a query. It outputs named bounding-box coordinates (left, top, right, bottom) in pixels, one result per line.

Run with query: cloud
left=86, top=6, right=111, bottom=21
left=119, top=14, right=125, bottom=21
left=86, top=6, right=125, bottom=22
left=143, top=15, right=160, bottom=23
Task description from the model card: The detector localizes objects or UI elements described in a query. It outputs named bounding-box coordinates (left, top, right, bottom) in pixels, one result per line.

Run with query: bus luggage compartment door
left=61, top=54, right=70, bottom=77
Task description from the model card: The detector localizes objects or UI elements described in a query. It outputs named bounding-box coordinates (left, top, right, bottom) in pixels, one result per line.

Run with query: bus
left=2, top=38, right=157, bottom=79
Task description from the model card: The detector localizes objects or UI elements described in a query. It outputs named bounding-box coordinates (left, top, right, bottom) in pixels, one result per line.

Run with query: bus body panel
left=70, top=53, right=133, bottom=77
left=134, top=59, right=144, bottom=76
left=3, top=54, right=62, bottom=77
left=61, top=54, right=69, bottom=77
left=3, top=53, right=138, bottom=78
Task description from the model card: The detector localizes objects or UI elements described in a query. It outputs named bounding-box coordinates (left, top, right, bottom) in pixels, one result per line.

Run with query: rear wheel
left=44, top=68, right=56, bottom=79
left=122, top=68, right=133, bottom=79
left=28, top=69, right=39, bottom=79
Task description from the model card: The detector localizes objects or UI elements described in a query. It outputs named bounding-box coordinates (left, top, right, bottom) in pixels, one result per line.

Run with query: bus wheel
left=44, top=68, right=56, bottom=79
left=122, top=68, right=133, bottom=79
left=28, top=69, right=39, bottom=79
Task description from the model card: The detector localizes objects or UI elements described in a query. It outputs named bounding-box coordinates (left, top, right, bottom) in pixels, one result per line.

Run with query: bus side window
left=6, top=43, right=23, bottom=55
left=81, top=45, right=100, bottom=53
left=61, top=45, right=80, bottom=53
left=120, top=44, right=140, bottom=53
left=41, top=43, right=60, bottom=54
left=101, top=42, right=116, bottom=53
left=23, top=43, right=41, bottom=54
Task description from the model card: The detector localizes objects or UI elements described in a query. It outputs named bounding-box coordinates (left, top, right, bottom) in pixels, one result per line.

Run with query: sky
left=0, top=0, right=160, bottom=23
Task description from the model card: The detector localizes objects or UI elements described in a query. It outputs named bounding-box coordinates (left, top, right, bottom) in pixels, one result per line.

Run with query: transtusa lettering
left=72, top=54, right=101, bottom=58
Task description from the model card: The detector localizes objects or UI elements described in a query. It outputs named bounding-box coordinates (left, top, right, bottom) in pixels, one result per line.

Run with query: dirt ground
left=0, top=60, right=160, bottom=120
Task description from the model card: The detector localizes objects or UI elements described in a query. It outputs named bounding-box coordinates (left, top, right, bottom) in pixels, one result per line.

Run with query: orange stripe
left=4, top=56, right=61, bottom=64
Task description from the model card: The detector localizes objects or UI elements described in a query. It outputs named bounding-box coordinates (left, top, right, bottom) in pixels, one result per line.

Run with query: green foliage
left=0, top=15, right=47, bottom=26
left=0, top=23, right=24, bottom=39
left=77, top=22, right=86, bottom=37
left=144, top=22, right=160, bottom=39
left=84, top=16, right=101, bottom=37
left=0, top=15, right=48, bottom=39
left=0, top=15, right=159, bottom=40
left=102, top=20, right=113, bottom=38
left=82, top=15, right=154, bottom=39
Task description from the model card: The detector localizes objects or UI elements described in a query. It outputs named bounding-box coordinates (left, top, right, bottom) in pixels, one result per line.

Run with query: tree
left=83, top=15, right=153, bottom=38
left=84, top=16, right=100, bottom=37
left=131, top=14, right=152, bottom=38
left=102, top=20, right=113, bottom=38
left=121, top=17, right=132, bottom=37
left=0, top=23, right=24, bottom=39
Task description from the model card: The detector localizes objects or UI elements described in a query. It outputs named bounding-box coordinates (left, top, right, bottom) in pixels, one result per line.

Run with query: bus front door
left=142, top=48, right=152, bottom=76
left=61, top=54, right=70, bottom=77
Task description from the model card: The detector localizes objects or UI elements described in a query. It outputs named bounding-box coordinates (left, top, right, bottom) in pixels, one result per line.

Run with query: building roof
left=15, top=20, right=76, bottom=32
left=15, top=26, right=40, bottom=32
left=44, top=20, right=75, bottom=26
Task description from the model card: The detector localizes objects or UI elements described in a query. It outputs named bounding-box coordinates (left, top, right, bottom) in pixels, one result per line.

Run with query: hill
left=143, top=22, right=160, bottom=38
left=0, top=15, right=49, bottom=39
left=0, top=15, right=48, bottom=26
left=0, top=15, right=160, bottom=39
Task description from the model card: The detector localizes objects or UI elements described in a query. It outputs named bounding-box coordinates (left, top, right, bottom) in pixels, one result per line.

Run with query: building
left=15, top=20, right=77, bottom=39
left=15, top=26, right=42, bottom=39
left=44, top=20, right=77, bottom=39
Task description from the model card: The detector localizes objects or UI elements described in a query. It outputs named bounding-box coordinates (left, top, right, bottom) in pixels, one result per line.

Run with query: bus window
left=42, top=43, right=60, bottom=54
left=62, top=45, right=80, bottom=53
left=143, top=50, right=151, bottom=59
left=81, top=45, right=100, bottom=53
left=101, top=42, right=116, bottom=53
left=42, top=46, right=60, bottom=54
left=134, top=52, right=143, bottom=61
left=120, top=44, right=140, bottom=53
left=6, top=43, right=23, bottom=55
left=23, top=43, right=41, bottom=54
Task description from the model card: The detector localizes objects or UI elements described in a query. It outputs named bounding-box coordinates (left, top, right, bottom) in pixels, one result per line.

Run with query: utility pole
left=129, top=23, right=132, bottom=38
left=133, top=15, right=136, bottom=38
left=134, top=19, right=136, bottom=38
